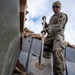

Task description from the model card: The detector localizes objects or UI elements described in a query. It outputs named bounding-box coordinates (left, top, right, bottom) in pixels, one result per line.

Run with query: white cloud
left=25, top=0, right=75, bottom=45
left=25, top=19, right=42, bottom=34
left=27, top=0, right=51, bottom=18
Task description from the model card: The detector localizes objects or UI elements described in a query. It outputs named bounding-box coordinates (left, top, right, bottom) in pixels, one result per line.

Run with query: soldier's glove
left=41, top=22, right=48, bottom=27
left=41, top=29, right=46, bottom=35
left=42, top=16, right=46, bottom=20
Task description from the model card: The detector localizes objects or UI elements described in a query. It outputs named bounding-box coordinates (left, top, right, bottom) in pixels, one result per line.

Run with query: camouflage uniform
left=43, top=1, right=68, bottom=75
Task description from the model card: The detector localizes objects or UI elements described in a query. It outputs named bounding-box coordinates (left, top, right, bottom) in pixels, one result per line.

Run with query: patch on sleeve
left=58, top=14, right=66, bottom=21
left=59, top=15, right=63, bottom=18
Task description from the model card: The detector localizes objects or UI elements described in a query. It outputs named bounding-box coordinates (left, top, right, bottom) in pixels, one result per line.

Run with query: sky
left=25, top=0, right=75, bottom=45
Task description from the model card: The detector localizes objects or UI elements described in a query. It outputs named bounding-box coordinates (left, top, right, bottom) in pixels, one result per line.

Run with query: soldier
left=41, top=1, right=68, bottom=75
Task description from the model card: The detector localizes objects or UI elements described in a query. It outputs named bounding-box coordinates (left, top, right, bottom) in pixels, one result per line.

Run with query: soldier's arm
left=46, top=13, right=67, bottom=34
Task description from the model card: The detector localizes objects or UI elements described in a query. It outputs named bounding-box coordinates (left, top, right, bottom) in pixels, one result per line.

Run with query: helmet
left=52, top=1, right=61, bottom=8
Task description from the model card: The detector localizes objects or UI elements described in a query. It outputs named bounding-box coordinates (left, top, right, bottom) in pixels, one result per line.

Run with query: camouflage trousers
left=44, top=35, right=65, bottom=75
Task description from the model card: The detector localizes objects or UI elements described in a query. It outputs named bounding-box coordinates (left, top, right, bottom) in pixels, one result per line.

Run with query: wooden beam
left=20, top=0, right=27, bottom=5
left=20, top=0, right=27, bottom=50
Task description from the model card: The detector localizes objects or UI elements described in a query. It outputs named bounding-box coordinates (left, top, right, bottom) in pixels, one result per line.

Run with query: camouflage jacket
left=46, top=12, right=68, bottom=37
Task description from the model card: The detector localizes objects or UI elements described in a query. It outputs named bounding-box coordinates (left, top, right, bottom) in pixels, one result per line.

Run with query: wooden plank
left=20, top=5, right=25, bottom=12
left=20, top=0, right=27, bottom=5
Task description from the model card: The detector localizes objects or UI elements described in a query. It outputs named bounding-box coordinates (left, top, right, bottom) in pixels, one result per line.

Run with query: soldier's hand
left=41, top=30, right=46, bottom=36
left=41, top=29, right=46, bottom=33
left=42, top=16, right=46, bottom=20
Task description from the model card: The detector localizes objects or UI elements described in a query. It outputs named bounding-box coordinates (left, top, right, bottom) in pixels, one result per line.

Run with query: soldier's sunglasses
left=52, top=6, right=59, bottom=8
